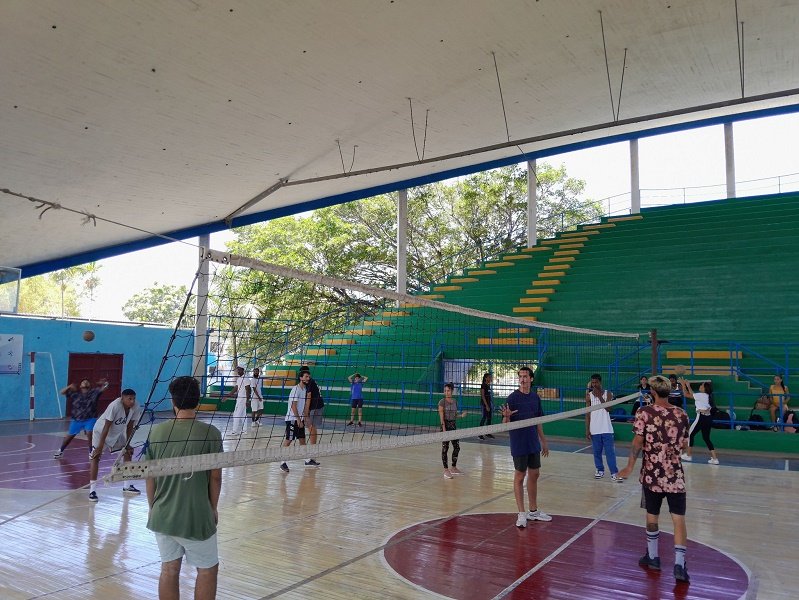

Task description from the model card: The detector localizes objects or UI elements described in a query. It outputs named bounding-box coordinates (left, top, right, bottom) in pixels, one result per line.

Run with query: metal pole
left=724, top=122, right=736, bottom=199
left=193, top=234, right=210, bottom=393
left=397, top=189, right=408, bottom=302
left=649, top=329, right=658, bottom=376
left=630, top=139, right=641, bottom=214
left=527, top=160, right=538, bottom=247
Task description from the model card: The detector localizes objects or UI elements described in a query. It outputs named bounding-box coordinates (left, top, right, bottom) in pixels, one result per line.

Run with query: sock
left=89, top=480, right=96, bottom=493
left=675, top=545, right=686, bottom=567
left=647, top=530, right=660, bottom=558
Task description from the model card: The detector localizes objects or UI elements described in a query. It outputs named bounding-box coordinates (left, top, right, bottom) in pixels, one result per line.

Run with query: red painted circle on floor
left=383, top=514, right=749, bottom=600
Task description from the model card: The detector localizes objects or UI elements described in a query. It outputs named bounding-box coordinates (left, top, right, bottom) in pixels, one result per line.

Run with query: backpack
left=748, top=414, right=768, bottom=431
left=711, top=410, right=733, bottom=429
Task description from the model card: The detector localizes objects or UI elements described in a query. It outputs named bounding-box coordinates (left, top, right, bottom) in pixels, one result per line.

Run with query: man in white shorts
left=88, top=388, right=142, bottom=502
left=249, top=367, right=264, bottom=425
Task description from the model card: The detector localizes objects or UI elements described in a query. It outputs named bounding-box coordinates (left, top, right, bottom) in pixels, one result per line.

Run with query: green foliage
left=18, top=274, right=80, bottom=316
left=122, top=283, right=194, bottom=325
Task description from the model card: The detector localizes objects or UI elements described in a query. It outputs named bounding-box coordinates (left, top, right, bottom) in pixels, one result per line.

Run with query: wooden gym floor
left=0, top=418, right=795, bottom=599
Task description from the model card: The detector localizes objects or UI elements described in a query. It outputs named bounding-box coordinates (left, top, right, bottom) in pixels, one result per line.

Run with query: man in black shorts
left=619, top=374, right=691, bottom=584
left=500, top=366, right=551, bottom=528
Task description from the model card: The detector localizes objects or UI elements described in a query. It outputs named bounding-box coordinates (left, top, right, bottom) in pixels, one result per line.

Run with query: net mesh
left=108, top=249, right=645, bottom=481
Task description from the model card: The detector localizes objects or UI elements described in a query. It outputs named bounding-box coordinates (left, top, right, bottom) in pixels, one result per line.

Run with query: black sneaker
left=304, top=459, right=320, bottom=467
left=486, top=434, right=495, bottom=439
left=478, top=435, right=485, bottom=440
left=88, top=491, right=99, bottom=502
left=638, top=553, right=661, bottom=570
left=674, top=563, right=690, bottom=583
left=280, top=462, right=290, bottom=473
left=346, top=421, right=354, bottom=426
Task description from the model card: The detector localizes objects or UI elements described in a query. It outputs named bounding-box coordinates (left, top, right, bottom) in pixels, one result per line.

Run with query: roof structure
left=2, top=0, right=799, bottom=276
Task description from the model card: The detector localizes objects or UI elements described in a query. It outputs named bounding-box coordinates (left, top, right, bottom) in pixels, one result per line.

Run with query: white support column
left=724, top=122, right=736, bottom=199
left=397, top=189, right=408, bottom=299
left=193, top=234, right=210, bottom=391
left=630, top=139, right=641, bottom=214
left=527, top=160, right=537, bottom=247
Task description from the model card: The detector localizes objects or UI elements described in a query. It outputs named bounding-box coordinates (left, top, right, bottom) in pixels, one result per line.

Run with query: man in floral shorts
left=619, top=374, right=691, bottom=584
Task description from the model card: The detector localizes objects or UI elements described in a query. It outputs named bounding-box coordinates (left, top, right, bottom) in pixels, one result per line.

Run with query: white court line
left=492, top=487, right=637, bottom=599
left=0, top=442, right=35, bottom=456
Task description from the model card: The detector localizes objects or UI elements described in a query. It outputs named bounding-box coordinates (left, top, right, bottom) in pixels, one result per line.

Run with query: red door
left=66, top=353, right=124, bottom=416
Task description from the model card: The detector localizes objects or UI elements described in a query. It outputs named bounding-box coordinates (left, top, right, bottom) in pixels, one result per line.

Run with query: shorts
left=285, top=420, right=306, bottom=441
left=350, top=398, right=364, bottom=409
left=640, top=486, right=686, bottom=516
left=91, top=430, right=126, bottom=454
left=69, top=418, right=97, bottom=436
left=512, top=452, right=541, bottom=473
left=154, top=532, right=218, bottom=568
left=307, top=407, right=323, bottom=428
left=250, top=398, right=264, bottom=411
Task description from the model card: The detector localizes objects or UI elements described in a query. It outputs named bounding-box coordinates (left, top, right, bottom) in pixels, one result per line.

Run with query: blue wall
left=0, top=315, right=193, bottom=421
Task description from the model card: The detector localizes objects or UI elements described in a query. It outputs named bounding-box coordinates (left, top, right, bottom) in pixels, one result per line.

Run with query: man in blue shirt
left=501, top=366, right=552, bottom=528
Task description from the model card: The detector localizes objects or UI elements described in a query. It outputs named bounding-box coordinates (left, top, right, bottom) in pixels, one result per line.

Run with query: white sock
left=89, top=480, right=96, bottom=493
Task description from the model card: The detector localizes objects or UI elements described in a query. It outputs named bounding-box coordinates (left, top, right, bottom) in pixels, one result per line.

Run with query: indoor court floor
left=0, top=417, right=795, bottom=599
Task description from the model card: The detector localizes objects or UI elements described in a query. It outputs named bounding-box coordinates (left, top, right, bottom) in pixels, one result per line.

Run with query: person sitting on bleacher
left=768, top=374, right=791, bottom=431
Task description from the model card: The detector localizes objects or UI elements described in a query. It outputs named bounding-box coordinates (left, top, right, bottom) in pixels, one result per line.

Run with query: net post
left=649, top=329, right=658, bottom=375
left=29, top=351, right=35, bottom=421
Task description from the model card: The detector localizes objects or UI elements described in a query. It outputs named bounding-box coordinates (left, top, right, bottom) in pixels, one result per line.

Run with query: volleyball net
left=108, top=249, right=646, bottom=481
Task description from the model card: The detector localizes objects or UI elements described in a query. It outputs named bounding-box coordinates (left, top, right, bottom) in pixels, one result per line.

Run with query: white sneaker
left=443, top=469, right=454, bottom=479
left=594, top=470, right=604, bottom=479
left=611, top=473, right=624, bottom=482
left=515, top=512, right=528, bottom=528
left=708, top=457, right=720, bottom=465
left=53, top=450, right=63, bottom=458
left=527, top=509, right=552, bottom=522
left=680, top=453, right=692, bottom=462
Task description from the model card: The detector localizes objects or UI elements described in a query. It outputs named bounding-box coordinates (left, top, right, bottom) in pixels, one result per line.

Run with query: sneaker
left=611, top=473, right=624, bottom=482
left=53, top=450, right=63, bottom=458
left=674, top=563, right=690, bottom=583
left=358, top=422, right=363, bottom=427
left=486, top=434, right=495, bottom=439
left=527, top=509, right=552, bottom=522
left=450, top=467, right=463, bottom=475
left=88, top=491, right=99, bottom=503
left=638, top=553, right=661, bottom=570
left=515, top=512, right=528, bottom=528
left=280, top=462, right=290, bottom=473
left=122, top=485, right=141, bottom=496
left=305, top=459, right=320, bottom=467
left=478, top=435, right=485, bottom=440
left=346, top=421, right=354, bottom=426
left=594, top=470, right=604, bottom=479
left=680, top=453, right=692, bottom=462
left=708, top=457, right=720, bottom=465
left=443, top=469, right=454, bottom=479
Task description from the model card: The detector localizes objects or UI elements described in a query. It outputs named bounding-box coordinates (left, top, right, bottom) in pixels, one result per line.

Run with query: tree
left=18, top=274, right=80, bottom=316
left=122, top=283, right=193, bottom=325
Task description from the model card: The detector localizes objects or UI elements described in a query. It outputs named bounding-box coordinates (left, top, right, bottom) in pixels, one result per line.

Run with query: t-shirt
left=506, top=389, right=544, bottom=457
left=93, top=397, right=142, bottom=439
left=67, top=388, right=104, bottom=421
left=633, top=404, right=689, bottom=493
left=249, top=376, right=262, bottom=399
left=693, top=391, right=711, bottom=412
left=286, top=384, right=307, bottom=421
left=351, top=380, right=363, bottom=400
left=306, top=378, right=324, bottom=410
left=481, top=384, right=493, bottom=407
left=588, top=390, right=614, bottom=435
left=145, top=419, right=223, bottom=541
left=235, top=375, right=249, bottom=400
left=438, top=398, right=458, bottom=421
left=668, top=385, right=683, bottom=407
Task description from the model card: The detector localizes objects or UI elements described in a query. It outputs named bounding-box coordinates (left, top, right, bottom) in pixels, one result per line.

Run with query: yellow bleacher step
left=383, top=310, right=410, bottom=316
left=266, top=369, right=294, bottom=377
left=538, top=271, right=566, bottom=278
left=469, top=269, right=497, bottom=275
left=485, top=261, right=514, bottom=267
left=608, top=215, right=644, bottom=222
left=549, top=256, right=575, bottom=263
left=526, top=288, right=555, bottom=294
left=538, top=387, right=560, bottom=399
left=522, top=246, right=553, bottom=252
left=477, top=337, right=537, bottom=345
left=520, top=297, right=549, bottom=304
left=433, top=285, right=462, bottom=292
left=533, top=279, right=560, bottom=286
left=663, top=366, right=733, bottom=376
left=450, top=277, right=478, bottom=283
left=326, top=338, right=356, bottom=346
left=666, top=351, right=743, bottom=360
left=544, top=263, right=570, bottom=270
left=285, top=359, right=315, bottom=366
left=347, top=328, right=376, bottom=335
left=554, top=249, right=580, bottom=256
left=558, top=243, right=584, bottom=249
left=306, top=348, right=337, bottom=356
left=262, top=377, right=294, bottom=387
left=513, top=306, right=544, bottom=313
left=363, top=320, right=389, bottom=327
left=583, top=223, right=616, bottom=230
left=563, top=230, right=599, bottom=237
left=521, top=316, right=539, bottom=322
left=417, top=294, right=444, bottom=299
left=504, top=254, right=532, bottom=260
left=497, top=327, right=531, bottom=334
left=400, top=302, right=421, bottom=308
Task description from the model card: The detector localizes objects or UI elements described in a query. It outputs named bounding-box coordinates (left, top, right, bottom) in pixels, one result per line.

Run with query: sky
left=82, top=112, right=799, bottom=321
